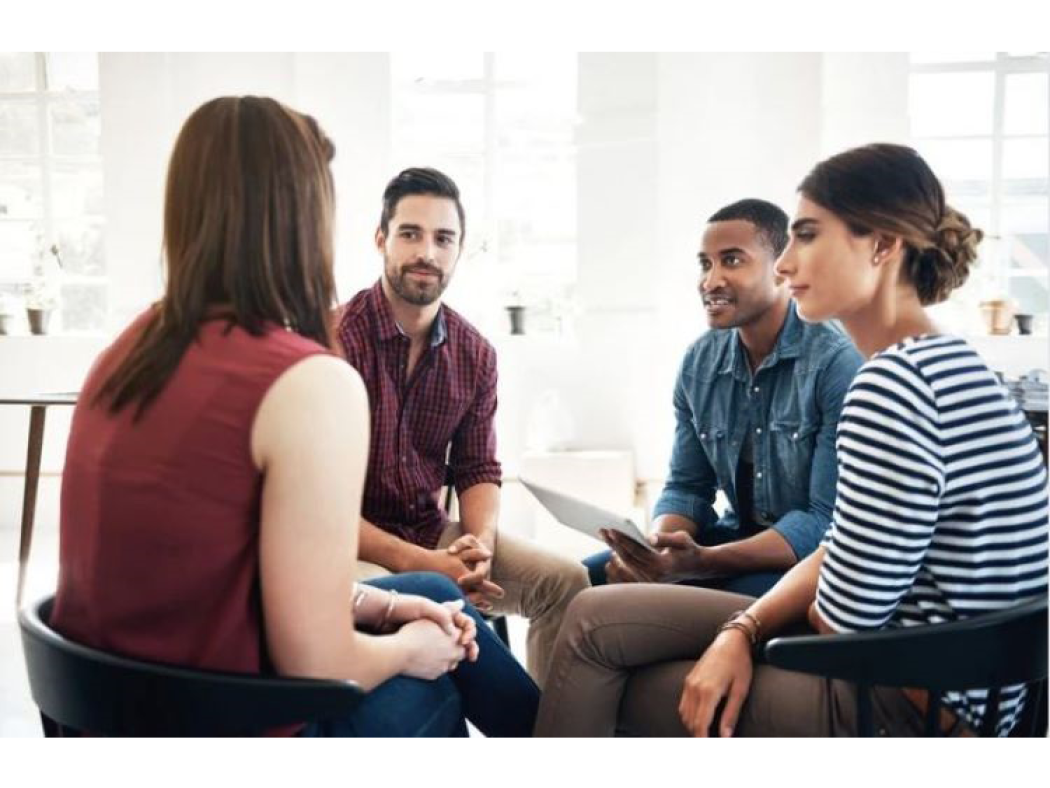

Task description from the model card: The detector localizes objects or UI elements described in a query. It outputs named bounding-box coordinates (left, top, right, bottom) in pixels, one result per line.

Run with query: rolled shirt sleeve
left=449, top=343, right=503, bottom=494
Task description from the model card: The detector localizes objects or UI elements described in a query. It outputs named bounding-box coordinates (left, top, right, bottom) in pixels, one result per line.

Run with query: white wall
left=820, top=53, right=911, bottom=154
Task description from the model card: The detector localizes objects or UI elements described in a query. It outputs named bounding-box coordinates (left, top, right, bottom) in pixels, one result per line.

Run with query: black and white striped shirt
left=816, top=335, right=1048, bottom=735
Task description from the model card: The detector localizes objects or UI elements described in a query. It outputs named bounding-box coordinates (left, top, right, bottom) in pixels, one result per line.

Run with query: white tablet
left=521, top=478, right=657, bottom=553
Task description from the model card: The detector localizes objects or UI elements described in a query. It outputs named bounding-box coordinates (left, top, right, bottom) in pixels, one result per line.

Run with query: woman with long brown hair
left=51, top=96, right=538, bottom=736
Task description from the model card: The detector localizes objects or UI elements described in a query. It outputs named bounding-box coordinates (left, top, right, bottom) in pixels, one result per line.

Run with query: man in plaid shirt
left=335, top=168, right=589, bottom=686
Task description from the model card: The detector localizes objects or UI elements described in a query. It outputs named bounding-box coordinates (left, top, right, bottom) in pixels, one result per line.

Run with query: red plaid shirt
left=336, top=281, right=502, bottom=549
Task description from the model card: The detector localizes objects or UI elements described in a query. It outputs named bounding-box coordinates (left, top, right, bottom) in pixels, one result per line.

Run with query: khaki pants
left=535, top=584, right=967, bottom=737
left=357, top=522, right=590, bottom=688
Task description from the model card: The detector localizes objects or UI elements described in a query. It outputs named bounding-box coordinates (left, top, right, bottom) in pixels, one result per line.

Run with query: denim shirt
left=652, top=302, right=863, bottom=560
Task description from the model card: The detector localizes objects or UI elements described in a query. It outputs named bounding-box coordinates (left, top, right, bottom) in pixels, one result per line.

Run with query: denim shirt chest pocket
left=768, top=420, right=819, bottom=497
left=692, top=419, right=735, bottom=485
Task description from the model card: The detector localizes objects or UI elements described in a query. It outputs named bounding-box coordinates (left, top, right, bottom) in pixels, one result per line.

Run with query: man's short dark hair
left=707, top=199, right=789, bottom=258
left=380, top=167, right=466, bottom=241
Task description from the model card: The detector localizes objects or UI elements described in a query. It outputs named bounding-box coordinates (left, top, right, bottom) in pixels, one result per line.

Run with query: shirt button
left=700, top=432, right=707, bottom=439
left=792, top=432, right=798, bottom=440
left=756, top=471, right=763, bottom=479
left=755, top=427, right=762, bottom=435
left=752, top=386, right=759, bottom=394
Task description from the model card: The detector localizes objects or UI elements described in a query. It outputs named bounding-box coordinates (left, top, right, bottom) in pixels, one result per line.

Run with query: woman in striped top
left=534, top=143, right=1047, bottom=737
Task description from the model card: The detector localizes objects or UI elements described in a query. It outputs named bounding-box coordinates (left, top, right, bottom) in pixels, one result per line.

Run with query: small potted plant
left=0, top=292, right=20, bottom=335
left=505, top=290, right=527, bottom=336
left=24, top=243, right=63, bottom=335
left=25, top=280, right=60, bottom=335
left=978, top=297, right=1016, bottom=336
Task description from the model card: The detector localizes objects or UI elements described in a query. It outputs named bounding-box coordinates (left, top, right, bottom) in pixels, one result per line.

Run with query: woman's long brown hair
left=96, top=96, right=337, bottom=418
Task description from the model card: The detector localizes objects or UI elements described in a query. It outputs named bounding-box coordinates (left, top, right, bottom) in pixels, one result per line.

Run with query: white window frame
left=389, top=53, right=579, bottom=334
left=0, top=52, right=106, bottom=329
left=909, top=53, right=1050, bottom=303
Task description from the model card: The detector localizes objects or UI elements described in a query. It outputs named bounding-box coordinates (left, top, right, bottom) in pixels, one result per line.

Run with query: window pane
left=0, top=103, right=40, bottom=154
left=0, top=53, right=38, bottom=92
left=51, top=161, right=104, bottom=218
left=1003, top=171, right=1049, bottom=279
left=55, top=217, right=105, bottom=276
left=495, top=52, right=577, bottom=116
left=394, top=93, right=485, bottom=152
left=45, top=53, right=99, bottom=92
left=392, top=53, right=484, bottom=85
left=0, top=221, right=38, bottom=280
left=1003, top=137, right=1049, bottom=198
left=59, top=281, right=106, bottom=332
left=1006, top=232, right=1048, bottom=275
left=0, top=160, right=44, bottom=219
left=909, top=72, right=995, bottom=137
left=1006, top=274, right=1049, bottom=316
left=49, top=98, right=101, bottom=155
left=909, top=52, right=996, bottom=65
left=915, top=139, right=993, bottom=197
left=498, top=150, right=576, bottom=255
left=1005, top=73, right=1049, bottom=136
left=0, top=282, right=27, bottom=333
left=1002, top=197, right=1049, bottom=234
left=495, top=73, right=577, bottom=133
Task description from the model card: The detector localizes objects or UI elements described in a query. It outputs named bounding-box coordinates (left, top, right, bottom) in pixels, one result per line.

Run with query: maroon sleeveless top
left=52, top=311, right=328, bottom=685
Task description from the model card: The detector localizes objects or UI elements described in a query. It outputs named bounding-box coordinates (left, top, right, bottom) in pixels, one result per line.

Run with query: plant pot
left=27, top=308, right=52, bottom=335
left=0, top=314, right=14, bottom=335
left=1015, top=313, right=1034, bottom=335
left=978, top=299, right=1014, bottom=335
left=506, top=305, right=526, bottom=336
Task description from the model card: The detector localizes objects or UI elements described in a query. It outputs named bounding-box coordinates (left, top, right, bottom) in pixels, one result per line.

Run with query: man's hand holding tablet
left=602, top=529, right=724, bottom=584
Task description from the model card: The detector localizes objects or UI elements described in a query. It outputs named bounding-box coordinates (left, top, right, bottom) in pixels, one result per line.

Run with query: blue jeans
left=300, top=572, right=539, bottom=737
left=582, top=549, right=784, bottom=598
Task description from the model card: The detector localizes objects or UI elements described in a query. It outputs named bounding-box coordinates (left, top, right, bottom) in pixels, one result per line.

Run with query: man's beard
left=385, top=258, right=450, bottom=306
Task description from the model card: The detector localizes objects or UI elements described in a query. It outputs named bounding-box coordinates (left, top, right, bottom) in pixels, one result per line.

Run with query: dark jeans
left=301, top=572, right=539, bottom=737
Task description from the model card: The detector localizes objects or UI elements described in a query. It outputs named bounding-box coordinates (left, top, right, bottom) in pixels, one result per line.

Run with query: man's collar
left=721, top=300, right=802, bottom=377
left=370, top=278, right=447, bottom=347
